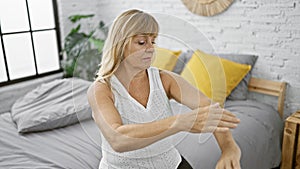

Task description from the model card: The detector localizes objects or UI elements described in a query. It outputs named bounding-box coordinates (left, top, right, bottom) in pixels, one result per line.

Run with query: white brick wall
left=58, top=0, right=300, bottom=118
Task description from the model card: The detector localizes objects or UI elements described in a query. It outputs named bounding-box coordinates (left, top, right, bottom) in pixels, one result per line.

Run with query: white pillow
left=11, top=77, right=92, bottom=133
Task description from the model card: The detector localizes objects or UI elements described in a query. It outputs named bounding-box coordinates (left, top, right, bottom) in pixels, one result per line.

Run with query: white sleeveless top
left=98, top=67, right=181, bottom=169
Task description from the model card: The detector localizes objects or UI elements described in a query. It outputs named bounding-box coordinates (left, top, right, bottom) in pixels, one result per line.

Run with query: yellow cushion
left=180, top=50, right=251, bottom=103
left=151, top=47, right=181, bottom=71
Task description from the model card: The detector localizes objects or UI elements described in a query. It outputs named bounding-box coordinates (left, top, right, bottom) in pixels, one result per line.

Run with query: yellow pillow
left=151, top=47, right=181, bottom=71
left=180, top=50, right=251, bottom=103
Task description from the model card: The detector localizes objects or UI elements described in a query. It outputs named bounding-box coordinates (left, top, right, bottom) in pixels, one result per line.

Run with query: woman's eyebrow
left=135, top=35, right=147, bottom=39
left=135, top=34, right=157, bottom=38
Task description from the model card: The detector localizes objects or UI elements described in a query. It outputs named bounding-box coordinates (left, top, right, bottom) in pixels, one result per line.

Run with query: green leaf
left=70, top=24, right=81, bottom=34
left=87, top=30, right=95, bottom=38
left=68, top=14, right=95, bottom=23
left=64, top=33, right=89, bottom=59
left=98, top=21, right=109, bottom=38
left=73, top=49, right=102, bottom=81
left=89, top=38, right=105, bottom=52
left=99, top=21, right=105, bottom=28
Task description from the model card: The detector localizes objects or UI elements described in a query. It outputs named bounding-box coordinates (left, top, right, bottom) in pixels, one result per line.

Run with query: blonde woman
left=87, top=9, right=241, bottom=169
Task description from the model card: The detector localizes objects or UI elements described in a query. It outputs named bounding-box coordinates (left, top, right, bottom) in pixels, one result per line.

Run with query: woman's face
left=122, top=34, right=156, bottom=69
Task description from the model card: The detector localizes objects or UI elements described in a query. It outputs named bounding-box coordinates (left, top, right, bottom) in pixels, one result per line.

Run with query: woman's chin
left=141, top=60, right=152, bottom=67
left=143, top=63, right=151, bottom=69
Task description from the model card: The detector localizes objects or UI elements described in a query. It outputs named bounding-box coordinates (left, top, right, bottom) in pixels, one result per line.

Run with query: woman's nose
left=145, top=42, right=155, bottom=53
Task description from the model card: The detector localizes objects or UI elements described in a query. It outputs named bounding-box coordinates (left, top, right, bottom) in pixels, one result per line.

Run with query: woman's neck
left=114, top=63, right=148, bottom=91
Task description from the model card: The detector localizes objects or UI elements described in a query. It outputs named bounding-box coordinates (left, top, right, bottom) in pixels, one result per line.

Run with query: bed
left=0, top=52, right=286, bottom=169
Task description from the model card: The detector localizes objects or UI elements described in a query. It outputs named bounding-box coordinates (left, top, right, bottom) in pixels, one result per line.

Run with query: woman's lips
left=142, top=57, right=152, bottom=62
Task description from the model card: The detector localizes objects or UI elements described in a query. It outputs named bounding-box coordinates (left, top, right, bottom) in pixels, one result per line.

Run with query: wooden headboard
left=248, top=77, right=287, bottom=118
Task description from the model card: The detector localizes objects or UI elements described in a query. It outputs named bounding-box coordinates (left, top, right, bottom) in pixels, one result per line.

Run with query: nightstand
left=281, top=110, right=300, bottom=169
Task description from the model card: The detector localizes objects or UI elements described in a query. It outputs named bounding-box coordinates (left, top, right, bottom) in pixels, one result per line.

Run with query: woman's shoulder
left=158, top=69, right=181, bottom=83
left=87, top=80, right=114, bottom=101
left=158, top=69, right=185, bottom=90
left=156, top=69, right=179, bottom=95
left=158, top=69, right=172, bottom=81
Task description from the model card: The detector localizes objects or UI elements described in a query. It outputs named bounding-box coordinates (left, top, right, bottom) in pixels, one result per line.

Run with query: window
left=0, top=0, right=62, bottom=86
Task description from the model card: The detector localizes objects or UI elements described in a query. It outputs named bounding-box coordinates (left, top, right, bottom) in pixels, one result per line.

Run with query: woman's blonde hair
left=94, top=9, right=159, bottom=84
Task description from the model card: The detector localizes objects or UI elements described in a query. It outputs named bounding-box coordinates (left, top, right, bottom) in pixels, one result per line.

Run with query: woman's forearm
left=214, top=130, right=238, bottom=152
left=95, top=114, right=182, bottom=153
left=96, top=104, right=238, bottom=153
left=114, top=115, right=179, bottom=138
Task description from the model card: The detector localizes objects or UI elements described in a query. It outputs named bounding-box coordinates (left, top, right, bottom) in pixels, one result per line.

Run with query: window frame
left=0, top=0, right=62, bottom=87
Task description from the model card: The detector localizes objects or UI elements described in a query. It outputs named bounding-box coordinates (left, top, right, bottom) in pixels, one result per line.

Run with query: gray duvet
left=0, top=100, right=283, bottom=169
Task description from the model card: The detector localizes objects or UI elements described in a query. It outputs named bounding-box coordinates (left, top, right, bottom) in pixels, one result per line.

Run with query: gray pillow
left=216, top=54, right=258, bottom=100
left=172, top=50, right=193, bottom=74
left=11, top=77, right=92, bottom=133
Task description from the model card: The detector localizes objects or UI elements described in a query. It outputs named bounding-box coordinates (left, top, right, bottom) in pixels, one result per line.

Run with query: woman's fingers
left=202, top=126, right=229, bottom=133
left=221, top=113, right=240, bottom=123
left=200, top=109, right=240, bottom=133
left=203, top=119, right=237, bottom=131
left=189, top=105, right=240, bottom=133
left=206, top=108, right=240, bottom=123
left=232, top=160, right=241, bottom=169
left=205, top=112, right=240, bottom=125
left=222, top=109, right=237, bottom=117
left=216, top=120, right=238, bottom=129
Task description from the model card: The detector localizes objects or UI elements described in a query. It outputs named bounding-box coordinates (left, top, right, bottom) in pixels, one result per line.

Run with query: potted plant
left=61, top=14, right=108, bottom=81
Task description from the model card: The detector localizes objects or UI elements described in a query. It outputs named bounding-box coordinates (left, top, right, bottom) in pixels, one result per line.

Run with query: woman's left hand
left=215, top=143, right=241, bottom=169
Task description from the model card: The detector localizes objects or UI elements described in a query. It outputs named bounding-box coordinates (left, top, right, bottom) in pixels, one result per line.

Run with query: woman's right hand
left=173, top=103, right=240, bottom=133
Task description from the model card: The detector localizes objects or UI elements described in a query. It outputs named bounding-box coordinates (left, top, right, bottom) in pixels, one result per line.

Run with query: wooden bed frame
left=248, top=77, right=287, bottom=118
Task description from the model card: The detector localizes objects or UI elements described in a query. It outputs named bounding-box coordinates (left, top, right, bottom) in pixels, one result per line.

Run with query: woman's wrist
left=169, top=114, right=187, bottom=132
left=219, top=136, right=239, bottom=152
